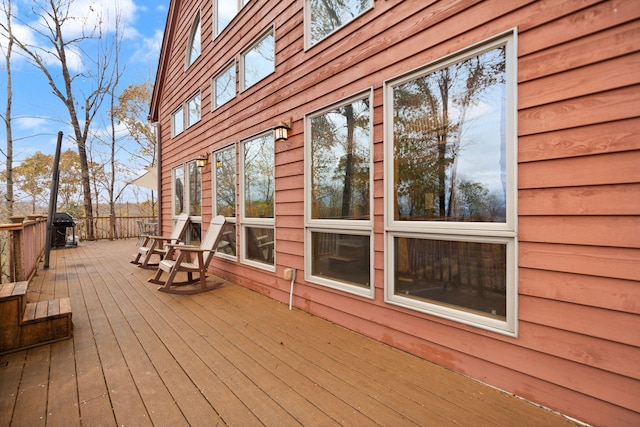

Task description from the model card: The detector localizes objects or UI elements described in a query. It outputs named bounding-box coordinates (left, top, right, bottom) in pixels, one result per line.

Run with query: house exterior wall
left=150, top=1, right=640, bottom=425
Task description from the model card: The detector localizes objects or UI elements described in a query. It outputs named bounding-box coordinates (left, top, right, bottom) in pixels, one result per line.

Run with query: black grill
left=52, top=212, right=77, bottom=247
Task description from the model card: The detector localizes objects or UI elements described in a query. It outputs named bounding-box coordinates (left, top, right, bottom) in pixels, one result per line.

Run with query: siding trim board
left=151, top=1, right=640, bottom=425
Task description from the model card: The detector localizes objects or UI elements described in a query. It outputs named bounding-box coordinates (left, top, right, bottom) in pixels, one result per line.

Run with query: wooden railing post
left=9, top=216, right=25, bottom=283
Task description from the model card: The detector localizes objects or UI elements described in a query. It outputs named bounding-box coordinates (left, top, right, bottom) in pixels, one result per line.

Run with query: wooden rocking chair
left=131, top=213, right=190, bottom=269
left=149, top=216, right=226, bottom=295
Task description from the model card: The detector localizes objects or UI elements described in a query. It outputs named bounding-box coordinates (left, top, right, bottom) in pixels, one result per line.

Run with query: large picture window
left=384, top=31, right=518, bottom=335
left=306, top=0, right=373, bottom=48
left=241, top=28, right=275, bottom=91
left=214, top=146, right=237, bottom=258
left=305, top=91, right=373, bottom=297
left=241, top=133, right=275, bottom=269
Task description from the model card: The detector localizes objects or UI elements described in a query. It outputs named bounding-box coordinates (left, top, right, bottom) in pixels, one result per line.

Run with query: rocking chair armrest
left=164, top=243, right=199, bottom=250
left=147, top=235, right=180, bottom=242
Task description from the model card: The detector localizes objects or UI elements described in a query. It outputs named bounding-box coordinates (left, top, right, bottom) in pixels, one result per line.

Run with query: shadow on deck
left=0, top=239, right=578, bottom=426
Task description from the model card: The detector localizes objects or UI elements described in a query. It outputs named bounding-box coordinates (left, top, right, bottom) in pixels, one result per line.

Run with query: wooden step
left=0, top=282, right=72, bottom=355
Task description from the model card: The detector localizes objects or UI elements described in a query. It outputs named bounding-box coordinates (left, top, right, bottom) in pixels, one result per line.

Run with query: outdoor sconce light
left=196, top=153, right=209, bottom=168
left=274, top=120, right=291, bottom=143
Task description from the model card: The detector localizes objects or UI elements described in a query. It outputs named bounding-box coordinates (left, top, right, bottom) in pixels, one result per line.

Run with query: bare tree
left=8, top=0, right=119, bottom=240
left=0, top=0, right=14, bottom=219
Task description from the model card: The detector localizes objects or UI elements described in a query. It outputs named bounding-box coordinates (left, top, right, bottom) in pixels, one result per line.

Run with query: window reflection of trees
left=393, top=46, right=506, bottom=222
left=244, top=135, right=274, bottom=218
left=215, top=148, right=236, bottom=218
left=174, top=166, right=184, bottom=215
left=244, top=31, right=274, bottom=89
left=309, top=0, right=373, bottom=46
left=311, top=98, right=370, bottom=219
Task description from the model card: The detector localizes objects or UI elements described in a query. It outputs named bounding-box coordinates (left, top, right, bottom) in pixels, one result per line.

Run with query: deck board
left=0, top=239, right=579, bottom=426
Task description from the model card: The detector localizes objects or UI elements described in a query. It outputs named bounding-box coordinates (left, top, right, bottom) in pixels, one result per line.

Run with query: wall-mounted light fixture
left=274, top=119, right=291, bottom=143
left=196, top=153, right=209, bottom=168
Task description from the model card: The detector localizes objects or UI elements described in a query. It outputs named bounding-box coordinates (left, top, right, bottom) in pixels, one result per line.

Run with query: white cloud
left=130, top=29, right=163, bottom=64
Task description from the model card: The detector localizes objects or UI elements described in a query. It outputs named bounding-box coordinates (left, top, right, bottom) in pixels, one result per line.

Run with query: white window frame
left=171, top=107, right=184, bottom=137
left=239, top=131, right=276, bottom=271
left=172, top=165, right=185, bottom=217
left=186, top=92, right=202, bottom=128
left=383, top=29, right=519, bottom=336
left=213, top=145, right=237, bottom=261
left=240, top=26, right=275, bottom=92
left=304, top=89, right=374, bottom=298
left=186, top=10, right=202, bottom=68
left=212, top=61, right=237, bottom=110
left=213, top=0, right=248, bottom=37
left=304, top=0, right=373, bottom=49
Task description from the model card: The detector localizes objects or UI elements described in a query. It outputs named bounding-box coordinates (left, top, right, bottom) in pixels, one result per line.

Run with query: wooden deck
left=0, top=240, right=579, bottom=426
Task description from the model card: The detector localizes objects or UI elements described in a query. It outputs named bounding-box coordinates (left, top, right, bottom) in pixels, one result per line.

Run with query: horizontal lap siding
left=515, top=1, right=640, bottom=426
left=155, top=0, right=640, bottom=425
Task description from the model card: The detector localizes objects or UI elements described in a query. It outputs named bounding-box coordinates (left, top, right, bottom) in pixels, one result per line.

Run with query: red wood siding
left=151, top=1, right=640, bottom=425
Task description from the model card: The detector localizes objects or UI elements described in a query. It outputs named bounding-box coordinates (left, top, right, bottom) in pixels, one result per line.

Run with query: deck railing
left=0, top=215, right=156, bottom=284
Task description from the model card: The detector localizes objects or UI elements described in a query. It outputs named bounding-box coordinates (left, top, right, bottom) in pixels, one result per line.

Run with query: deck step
left=0, top=282, right=73, bottom=355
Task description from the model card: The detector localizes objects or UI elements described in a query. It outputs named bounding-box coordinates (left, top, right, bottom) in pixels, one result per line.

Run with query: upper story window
left=214, top=0, right=247, bottom=36
left=306, top=0, right=373, bottom=48
left=384, top=30, right=518, bottom=336
left=171, top=92, right=201, bottom=137
left=212, top=62, right=236, bottom=109
left=186, top=92, right=201, bottom=127
left=241, top=28, right=275, bottom=91
left=187, top=11, right=202, bottom=67
left=171, top=107, right=184, bottom=137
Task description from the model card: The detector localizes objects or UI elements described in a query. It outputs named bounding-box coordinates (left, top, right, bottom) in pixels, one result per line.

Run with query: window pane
left=214, top=64, right=236, bottom=108
left=244, top=135, right=274, bottom=218
left=188, top=162, right=202, bottom=216
left=308, top=0, right=372, bottom=46
left=394, top=237, right=506, bottom=319
left=243, top=30, right=275, bottom=89
left=172, top=108, right=184, bottom=135
left=188, top=222, right=202, bottom=246
left=216, top=0, right=238, bottom=35
left=312, top=232, right=370, bottom=288
left=188, top=15, right=201, bottom=66
left=311, top=97, right=370, bottom=219
left=187, top=93, right=201, bottom=127
left=245, top=226, right=274, bottom=265
left=216, top=222, right=237, bottom=256
left=392, top=46, right=507, bottom=222
left=173, top=166, right=184, bottom=215
left=215, top=148, right=236, bottom=217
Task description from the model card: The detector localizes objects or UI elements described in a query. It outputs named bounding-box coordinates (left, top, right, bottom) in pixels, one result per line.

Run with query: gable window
left=213, top=146, right=237, bottom=258
left=240, top=132, right=275, bottom=270
left=172, top=107, right=184, bottom=136
left=241, top=28, right=275, bottom=91
left=212, top=62, right=236, bottom=109
left=306, top=0, right=373, bottom=48
left=214, top=0, right=247, bottom=36
left=187, top=11, right=201, bottom=67
left=384, top=31, right=518, bottom=335
left=305, top=91, right=373, bottom=298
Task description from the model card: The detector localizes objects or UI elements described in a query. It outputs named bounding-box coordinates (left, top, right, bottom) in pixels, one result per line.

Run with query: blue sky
left=0, top=0, right=169, bottom=201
